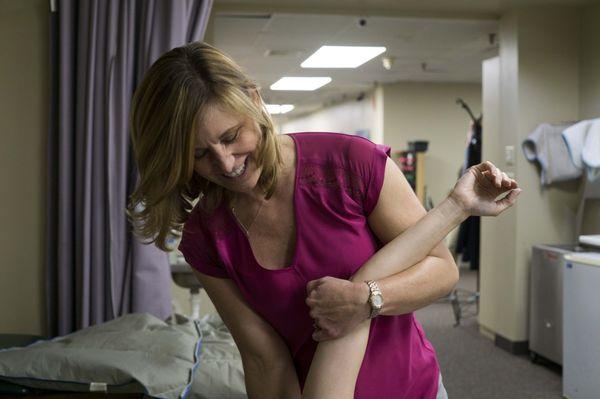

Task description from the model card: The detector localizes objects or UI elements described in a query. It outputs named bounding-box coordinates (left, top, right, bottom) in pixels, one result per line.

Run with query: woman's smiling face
left=193, top=102, right=263, bottom=195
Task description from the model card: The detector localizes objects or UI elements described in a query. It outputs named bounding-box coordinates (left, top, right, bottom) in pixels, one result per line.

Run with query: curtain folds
left=47, top=0, right=213, bottom=337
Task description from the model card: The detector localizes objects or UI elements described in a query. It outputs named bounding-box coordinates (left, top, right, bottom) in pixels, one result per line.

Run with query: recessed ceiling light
left=301, top=45, right=387, bottom=68
left=270, top=77, right=332, bottom=91
left=265, top=104, right=295, bottom=114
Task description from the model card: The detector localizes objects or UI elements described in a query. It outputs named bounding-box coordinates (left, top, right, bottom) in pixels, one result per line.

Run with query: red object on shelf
left=396, top=150, right=417, bottom=191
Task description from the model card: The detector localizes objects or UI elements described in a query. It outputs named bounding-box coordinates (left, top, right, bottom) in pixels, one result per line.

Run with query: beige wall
left=280, top=93, right=379, bottom=143
left=0, top=0, right=48, bottom=335
left=382, top=81, right=482, bottom=206
left=479, top=6, right=586, bottom=342
left=479, top=56, right=512, bottom=338
left=513, top=7, right=582, bottom=341
left=580, top=4, right=600, bottom=120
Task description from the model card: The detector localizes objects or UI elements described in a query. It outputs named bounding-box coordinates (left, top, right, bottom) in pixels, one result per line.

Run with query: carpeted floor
left=415, top=268, right=563, bottom=399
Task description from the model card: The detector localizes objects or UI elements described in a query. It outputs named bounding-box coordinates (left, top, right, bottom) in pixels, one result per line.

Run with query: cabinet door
left=563, top=261, right=600, bottom=399
left=529, top=248, right=563, bottom=364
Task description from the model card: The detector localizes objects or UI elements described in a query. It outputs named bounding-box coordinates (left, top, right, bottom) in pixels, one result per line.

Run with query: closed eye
left=194, top=127, right=241, bottom=160
left=222, top=128, right=240, bottom=144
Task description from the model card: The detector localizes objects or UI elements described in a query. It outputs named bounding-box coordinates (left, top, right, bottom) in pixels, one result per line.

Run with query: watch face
left=372, top=295, right=383, bottom=308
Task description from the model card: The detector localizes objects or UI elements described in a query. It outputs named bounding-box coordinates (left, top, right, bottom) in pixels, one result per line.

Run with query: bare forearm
left=352, top=196, right=466, bottom=283
left=302, top=321, right=370, bottom=399
left=243, top=357, right=301, bottom=399
left=302, top=198, right=465, bottom=398
left=376, top=255, right=457, bottom=316
left=301, top=162, right=519, bottom=398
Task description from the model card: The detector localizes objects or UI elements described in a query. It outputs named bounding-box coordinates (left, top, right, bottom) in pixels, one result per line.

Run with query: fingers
left=496, top=188, right=522, bottom=210
left=306, top=276, right=335, bottom=294
left=492, top=166, right=502, bottom=187
left=480, top=163, right=501, bottom=187
left=501, top=172, right=518, bottom=189
left=501, top=172, right=509, bottom=186
left=306, top=279, right=323, bottom=295
left=311, top=320, right=338, bottom=342
left=312, top=319, right=325, bottom=341
left=312, top=317, right=323, bottom=339
left=481, top=162, right=518, bottom=189
left=483, top=160, right=496, bottom=172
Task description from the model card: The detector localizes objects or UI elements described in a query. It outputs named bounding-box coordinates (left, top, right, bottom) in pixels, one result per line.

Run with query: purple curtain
left=47, top=0, right=213, bottom=337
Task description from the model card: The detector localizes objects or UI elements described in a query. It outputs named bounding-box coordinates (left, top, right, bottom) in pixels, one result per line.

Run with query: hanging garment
left=563, top=118, right=600, bottom=182
left=456, top=119, right=482, bottom=270
left=522, top=123, right=581, bottom=186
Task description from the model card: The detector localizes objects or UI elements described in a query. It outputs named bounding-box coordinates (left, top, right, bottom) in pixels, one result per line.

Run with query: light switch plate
left=505, top=145, right=515, bottom=165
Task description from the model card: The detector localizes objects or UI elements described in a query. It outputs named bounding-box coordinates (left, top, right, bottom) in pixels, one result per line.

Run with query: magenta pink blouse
left=179, top=132, right=440, bottom=398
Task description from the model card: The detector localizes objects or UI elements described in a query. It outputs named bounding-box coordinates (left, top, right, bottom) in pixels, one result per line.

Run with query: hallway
left=416, top=269, right=562, bottom=399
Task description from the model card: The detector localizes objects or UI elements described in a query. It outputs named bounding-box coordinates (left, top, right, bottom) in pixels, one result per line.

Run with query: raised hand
left=450, top=161, right=522, bottom=217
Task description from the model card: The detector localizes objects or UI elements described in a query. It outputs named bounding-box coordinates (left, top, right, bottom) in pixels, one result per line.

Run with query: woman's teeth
left=223, top=161, right=246, bottom=178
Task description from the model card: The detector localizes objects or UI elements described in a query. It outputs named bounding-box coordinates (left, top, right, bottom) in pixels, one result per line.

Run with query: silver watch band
left=365, top=280, right=383, bottom=319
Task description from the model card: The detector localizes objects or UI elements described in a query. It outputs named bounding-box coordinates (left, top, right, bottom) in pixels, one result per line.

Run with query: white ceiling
left=211, top=0, right=592, bottom=119
left=214, top=0, right=594, bottom=17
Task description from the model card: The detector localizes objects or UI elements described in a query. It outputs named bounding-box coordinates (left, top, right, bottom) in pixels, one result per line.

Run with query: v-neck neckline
left=227, top=133, right=300, bottom=272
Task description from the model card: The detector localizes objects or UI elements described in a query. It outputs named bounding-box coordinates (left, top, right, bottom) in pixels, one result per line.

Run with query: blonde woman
left=129, top=41, right=521, bottom=399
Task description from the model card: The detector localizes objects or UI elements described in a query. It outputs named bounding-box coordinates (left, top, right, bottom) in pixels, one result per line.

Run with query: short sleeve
left=178, top=212, right=229, bottom=279
left=362, top=142, right=391, bottom=215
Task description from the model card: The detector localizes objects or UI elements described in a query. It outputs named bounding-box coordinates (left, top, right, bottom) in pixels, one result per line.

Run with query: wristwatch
left=365, top=280, right=384, bottom=319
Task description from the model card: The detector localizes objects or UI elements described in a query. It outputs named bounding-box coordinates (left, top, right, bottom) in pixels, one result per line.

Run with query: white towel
left=582, top=120, right=600, bottom=181
left=563, top=119, right=590, bottom=169
left=562, top=118, right=600, bottom=181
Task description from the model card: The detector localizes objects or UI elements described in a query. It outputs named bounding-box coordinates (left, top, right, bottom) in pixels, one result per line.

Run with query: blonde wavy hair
left=128, top=41, right=282, bottom=251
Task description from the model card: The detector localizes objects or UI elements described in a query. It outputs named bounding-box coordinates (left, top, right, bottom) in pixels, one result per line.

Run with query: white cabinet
left=563, top=253, right=600, bottom=399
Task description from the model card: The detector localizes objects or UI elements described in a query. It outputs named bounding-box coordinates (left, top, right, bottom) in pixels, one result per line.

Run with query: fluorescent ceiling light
left=265, top=104, right=295, bottom=114
left=270, top=77, right=332, bottom=91
left=301, top=46, right=387, bottom=68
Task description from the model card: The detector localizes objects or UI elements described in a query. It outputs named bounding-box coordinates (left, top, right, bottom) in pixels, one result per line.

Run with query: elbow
left=436, top=257, right=459, bottom=297
left=445, top=259, right=460, bottom=294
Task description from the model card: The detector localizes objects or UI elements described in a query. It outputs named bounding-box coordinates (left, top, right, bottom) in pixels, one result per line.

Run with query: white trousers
left=436, top=373, right=448, bottom=399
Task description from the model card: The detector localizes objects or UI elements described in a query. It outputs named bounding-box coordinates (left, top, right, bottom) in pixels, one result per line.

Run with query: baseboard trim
left=478, top=324, right=495, bottom=341
left=495, top=334, right=529, bottom=355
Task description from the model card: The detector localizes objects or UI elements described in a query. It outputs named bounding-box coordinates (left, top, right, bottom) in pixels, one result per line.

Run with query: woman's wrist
left=352, top=281, right=371, bottom=321
left=442, top=194, right=470, bottom=224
